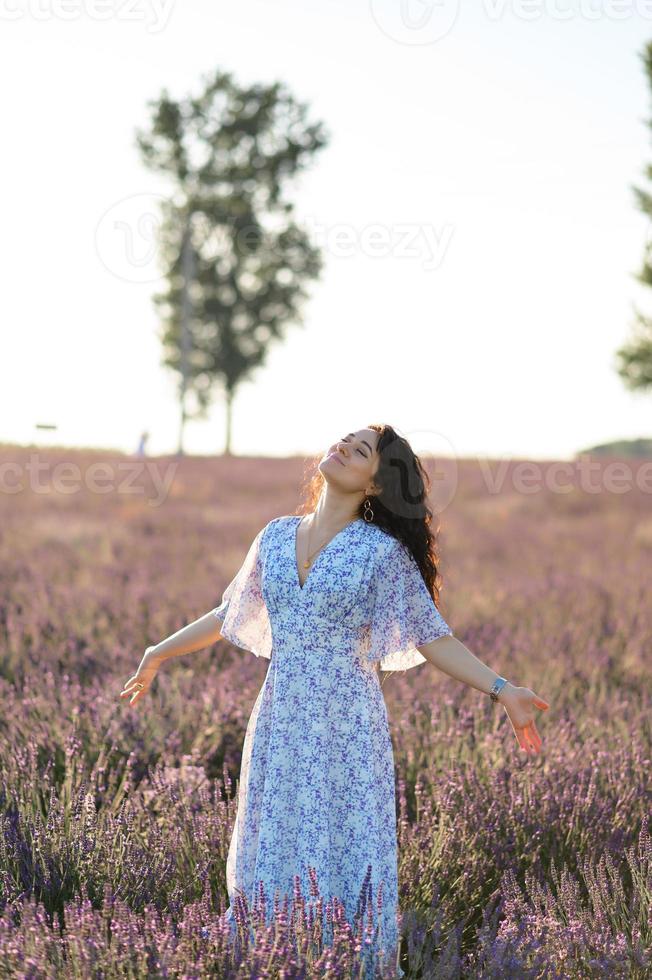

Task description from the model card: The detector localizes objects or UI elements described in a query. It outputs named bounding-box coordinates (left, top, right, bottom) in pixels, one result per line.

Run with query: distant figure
left=135, top=431, right=149, bottom=457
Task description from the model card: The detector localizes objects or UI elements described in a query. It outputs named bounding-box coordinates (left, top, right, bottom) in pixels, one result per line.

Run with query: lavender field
left=0, top=446, right=650, bottom=978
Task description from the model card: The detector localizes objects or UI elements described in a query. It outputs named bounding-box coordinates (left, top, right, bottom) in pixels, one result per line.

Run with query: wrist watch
left=489, top=676, right=509, bottom=703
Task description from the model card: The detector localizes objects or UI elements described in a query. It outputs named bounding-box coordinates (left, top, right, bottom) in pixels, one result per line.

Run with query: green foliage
left=619, top=42, right=652, bottom=395
left=575, top=437, right=652, bottom=457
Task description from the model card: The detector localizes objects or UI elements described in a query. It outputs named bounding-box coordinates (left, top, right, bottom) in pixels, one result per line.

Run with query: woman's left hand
left=498, top=684, right=550, bottom=755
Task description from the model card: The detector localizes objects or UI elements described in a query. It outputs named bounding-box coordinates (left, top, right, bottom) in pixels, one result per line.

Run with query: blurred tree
left=617, top=42, right=652, bottom=397
left=135, top=69, right=329, bottom=454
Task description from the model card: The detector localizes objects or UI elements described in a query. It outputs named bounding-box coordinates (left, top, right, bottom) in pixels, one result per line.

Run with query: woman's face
left=318, top=428, right=380, bottom=493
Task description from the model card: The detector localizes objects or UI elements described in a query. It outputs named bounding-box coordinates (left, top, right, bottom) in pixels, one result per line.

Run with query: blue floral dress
left=212, top=515, right=453, bottom=976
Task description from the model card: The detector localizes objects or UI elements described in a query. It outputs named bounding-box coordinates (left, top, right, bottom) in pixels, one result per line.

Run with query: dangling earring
left=363, top=496, right=374, bottom=523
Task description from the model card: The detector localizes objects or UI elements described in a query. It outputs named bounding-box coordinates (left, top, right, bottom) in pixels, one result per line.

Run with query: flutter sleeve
left=363, top=534, right=453, bottom=672
left=212, top=523, right=272, bottom=660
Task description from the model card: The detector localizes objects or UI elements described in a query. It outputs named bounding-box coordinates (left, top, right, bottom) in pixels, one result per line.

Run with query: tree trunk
left=177, top=389, right=186, bottom=456
left=224, top=388, right=233, bottom=455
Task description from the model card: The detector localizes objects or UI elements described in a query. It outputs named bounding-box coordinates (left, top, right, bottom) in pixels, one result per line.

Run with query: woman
left=120, top=424, right=549, bottom=977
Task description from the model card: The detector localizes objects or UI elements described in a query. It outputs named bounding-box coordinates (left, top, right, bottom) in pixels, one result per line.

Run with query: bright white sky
left=2, top=0, right=652, bottom=461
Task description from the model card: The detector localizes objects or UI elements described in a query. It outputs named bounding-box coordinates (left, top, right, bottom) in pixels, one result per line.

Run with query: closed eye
left=342, top=437, right=368, bottom=458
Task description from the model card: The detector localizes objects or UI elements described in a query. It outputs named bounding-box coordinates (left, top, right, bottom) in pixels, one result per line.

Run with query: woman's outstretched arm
left=417, top=634, right=550, bottom=755
left=119, top=612, right=223, bottom=707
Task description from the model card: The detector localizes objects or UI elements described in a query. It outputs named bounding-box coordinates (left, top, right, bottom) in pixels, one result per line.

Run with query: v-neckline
left=292, top=515, right=363, bottom=593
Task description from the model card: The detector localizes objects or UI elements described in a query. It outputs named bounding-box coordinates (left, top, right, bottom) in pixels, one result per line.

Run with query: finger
left=524, top=725, right=541, bottom=753
left=528, top=721, right=542, bottom=750
left=513, top=725, right=530, bottom=754
left=526, top=732, right=541, bottom=754
left=523, top=721, right=538, bottom=749
left=121, top=682, right=146, bottom=702
left=528, top=721, right=543, bottom=752
left=521, top=732, right=535, bottom=754
left=514, top=722, right=536, bottom=755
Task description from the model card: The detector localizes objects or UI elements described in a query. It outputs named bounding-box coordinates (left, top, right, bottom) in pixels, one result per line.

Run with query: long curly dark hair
left=296, top=423, right=447, bottom=609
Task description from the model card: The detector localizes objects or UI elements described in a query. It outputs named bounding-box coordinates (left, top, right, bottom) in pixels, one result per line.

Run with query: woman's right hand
left=498, top=683, right=549, bottom=755
left=119, top=647, right=162, bottom=706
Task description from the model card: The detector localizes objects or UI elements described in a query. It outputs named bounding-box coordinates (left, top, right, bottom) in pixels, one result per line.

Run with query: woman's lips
left=327, top=452, right=345, bottom=465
